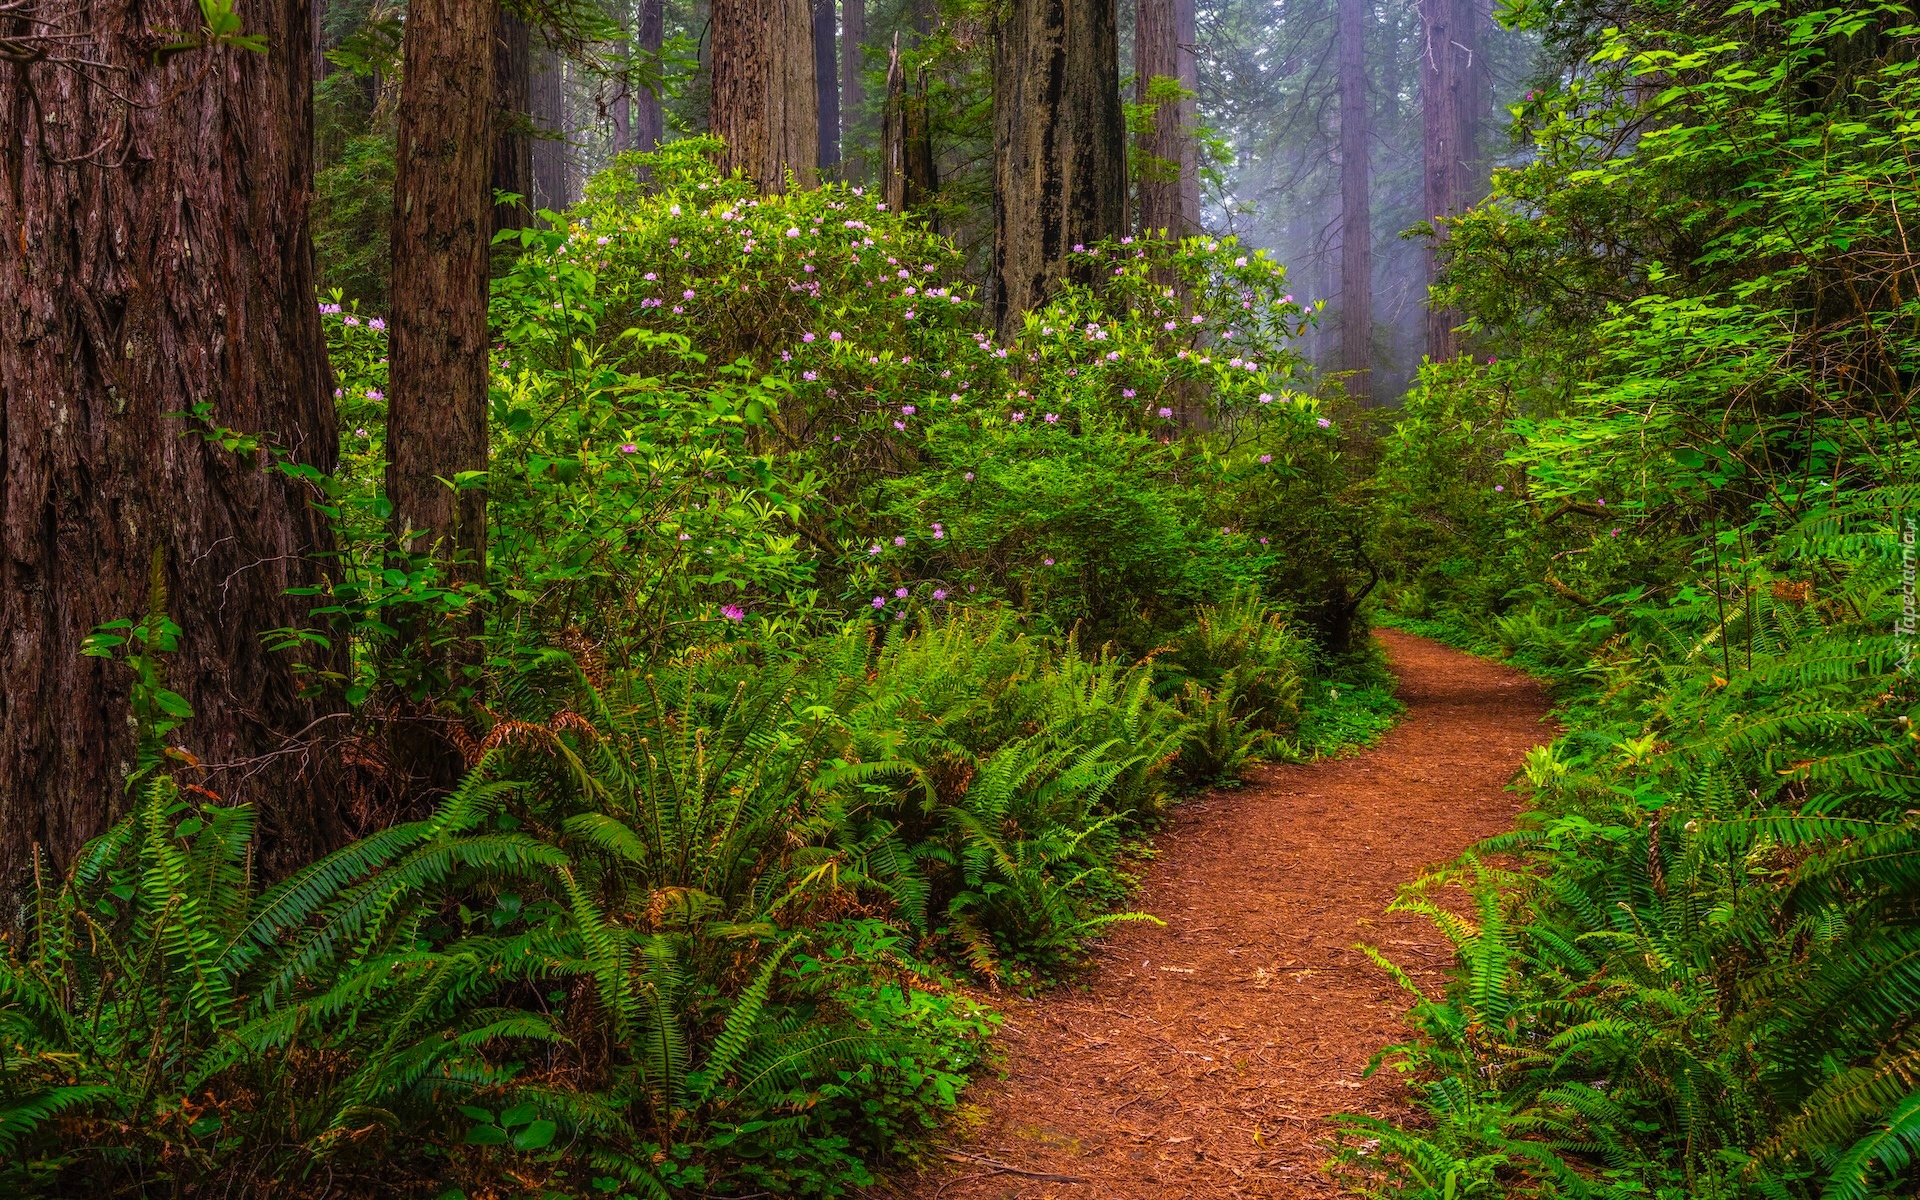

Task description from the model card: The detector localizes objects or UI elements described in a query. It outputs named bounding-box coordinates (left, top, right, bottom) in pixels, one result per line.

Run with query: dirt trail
left=877, top=630, right=1552, bottom=1200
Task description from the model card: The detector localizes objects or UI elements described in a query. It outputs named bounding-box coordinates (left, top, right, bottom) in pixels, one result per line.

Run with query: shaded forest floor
left=873, top=631, right=1552, bottom=1199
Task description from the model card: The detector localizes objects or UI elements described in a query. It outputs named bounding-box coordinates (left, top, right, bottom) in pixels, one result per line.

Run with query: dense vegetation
left=1341, top=2, right=1920, bottom=1197
left=0, top=143, right=1394, bottom=1196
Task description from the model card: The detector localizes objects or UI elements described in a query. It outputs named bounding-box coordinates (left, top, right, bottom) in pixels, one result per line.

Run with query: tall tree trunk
left=711, top=0, right=819, bottom=191
left=841, top=0, right=866, bottom=171
left=991, top=0, right=1127, bottom=337
left=612, top=37, right=633, bottom=154
left=0, top=0, right=343, bottom=878
left=814, top=0, right=841, bottom=171
left=637, top=0, right=665, bottom=152
left=1134, top=0, right=1199, bottom=239
left=494, top=10, right=534, bottom=235
left=531, top=45, right=567, bottom=209
left=883, top=38, right=937, bottom=213
left=390, top=0, right=492, bottom=575
left=1419, top=0, right=1482, bottom=360
left=1338, top=0, right=1372, bottom=401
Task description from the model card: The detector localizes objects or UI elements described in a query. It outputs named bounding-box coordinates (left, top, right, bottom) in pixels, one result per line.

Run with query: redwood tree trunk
left=1134, top=0, right=1199, bottom=239
left=1338, top=0, right=1373, bottom=401
left=991, top=0, right=1127, bottom=336
left=711, top=0, right=819, bottom=191
left=841, top=0, right=866, bottom=165
left=390, top=0, right=492, bottom=575
left=813, top=0, right=840, bottom=171
left=494, top=10, right=534, bottom=234
left=0, top=0, right=342, bottom=878
left=637, top=0, right=665, bottom=153
left=531, top=45, right=567, bottom=209
left=1420, top=0, right=1482, bottom=360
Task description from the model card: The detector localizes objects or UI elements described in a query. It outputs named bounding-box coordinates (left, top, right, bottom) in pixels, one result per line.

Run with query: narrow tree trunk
left=841, top=0, right=866, bottom=170
left=711, top=0, right=819, bottom=191
left=814, top=0, right=841, bottom=171
left=1338, top=0, right=1372, bottom=401
left=0, top=0, right=343, bottom=878
left=637, top=0, right=665, bottom=152
left=390, top=0, right=492, bottom=577
left=531, top=45, right=568, bottom=209
left=882, top=37, right=906, bottom=211
left=906, top=66, right=936, bottom=206
left=991, top=0, right=1127, bottom=336
left=1135, top=0, right=1199, bottom=239
left=612, top=37, right=633, bottom=154
left=494, top=10, right=534, bottom=234
left=1419, top=0, right=1482, bottom=360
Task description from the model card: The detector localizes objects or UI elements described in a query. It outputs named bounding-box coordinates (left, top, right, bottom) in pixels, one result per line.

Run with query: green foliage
left=1356, top=0, right=1920, bottom=1196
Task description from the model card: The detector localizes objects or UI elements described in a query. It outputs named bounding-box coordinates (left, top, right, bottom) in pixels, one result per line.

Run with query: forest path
left=873, top=630, right=1552, bottom=1200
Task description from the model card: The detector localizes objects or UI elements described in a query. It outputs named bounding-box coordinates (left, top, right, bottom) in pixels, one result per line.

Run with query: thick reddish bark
left=1134, top=0, right=1199, bottom=240
left=0, top=0, right=342, bottom=878
left=991, top=0, right=1127, bottom=336
left=711, top=0, right=819, bottom=191
left=389, top=0, right=492, bottom=574
left=841, top=0, right=866, bottom=166
left=1338, top=0, right=1373, bottom=400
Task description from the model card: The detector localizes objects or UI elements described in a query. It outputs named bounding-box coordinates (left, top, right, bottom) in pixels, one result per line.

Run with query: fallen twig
left=940, top=1149, right=1089, bottom=1183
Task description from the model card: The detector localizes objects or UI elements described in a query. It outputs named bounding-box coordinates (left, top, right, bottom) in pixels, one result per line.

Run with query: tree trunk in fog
left=494, top=10, right=534, bottom=233
left=390, top=0, right=492, bottom=577
left=0, top=0, right=344, bottom=880
left=1420, top=0, right=1483, bottom=360
left=814, top=0, right=841, bottom=171
left=612, top=36, right=633, bottom=154
left=637, top=0, right=665, bottom=152
left=531, top=46, right=567, bottom=208
left=841, top=0, right=866, bottom=169
left=711, top=0, right=819, bottom=191
left=991, top=0, right=1127, bottom=337
left=1135, top=0, right=1199, bottom=239
left=885, top=37, right=936, bottom=213
left=1338, top=0, right=1372, bottom=401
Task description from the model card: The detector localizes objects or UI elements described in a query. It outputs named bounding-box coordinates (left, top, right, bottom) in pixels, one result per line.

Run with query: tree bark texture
left=0, top=0, right=342, bottom=879
left=990, top=0, right=1127, bottom=337
left=711, top=0, right=819, bottom=192
left=882, top=37, right=937, bottom=214
left=1134, top=0, right=1199, bottom=239
left=1419, top=0, right=1484, bottom=360
left=1338, top=0, right=1372, bottom=401
left=813, top=0, right=840, bottom=171
left=389, top=0, right=492, bottom=574
left=493, top=10, right=534, bottom=234
left=531, top=45, right=567, bottom=210
left=637, top=0, right=665, bottom=153
left=841, top=0, right=866, bottom=169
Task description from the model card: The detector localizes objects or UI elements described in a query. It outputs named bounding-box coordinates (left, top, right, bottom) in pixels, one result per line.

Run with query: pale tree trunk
left=1338, top=0, right=1372, bottom=401
left=637, top=0, right=665, bottom=152
left=814, top=0, right=841, bottom=171
left=1134, top=0, right=1199, bottom=239
left=1420, top=0, right=1483, bottom=360
left=390, top=0, right=492, bottom=576
left=841, top=0, right=866, bottom=170
left=991, top=0, right=1128, bottom=337
left=0, top=0, right=344, bottom=877
left=531, top=45, right=567, bottom=208
left=612, top=37, right=633, bottom=153
left=711, top=0, right=819, bottom=191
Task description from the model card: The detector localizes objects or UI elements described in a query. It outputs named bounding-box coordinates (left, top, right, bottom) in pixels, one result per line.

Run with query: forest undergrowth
left=1339, top=2, right=1920, bottom=1198
left=0, top=143, right=1393, bottom=1199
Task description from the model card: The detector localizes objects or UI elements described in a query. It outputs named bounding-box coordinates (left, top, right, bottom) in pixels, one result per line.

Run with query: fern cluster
left=2, top=598, right=1319, bottom=1197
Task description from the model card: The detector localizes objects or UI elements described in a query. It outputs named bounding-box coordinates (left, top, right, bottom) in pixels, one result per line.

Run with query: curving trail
left=876, top=630, right=1552, bottom=1200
